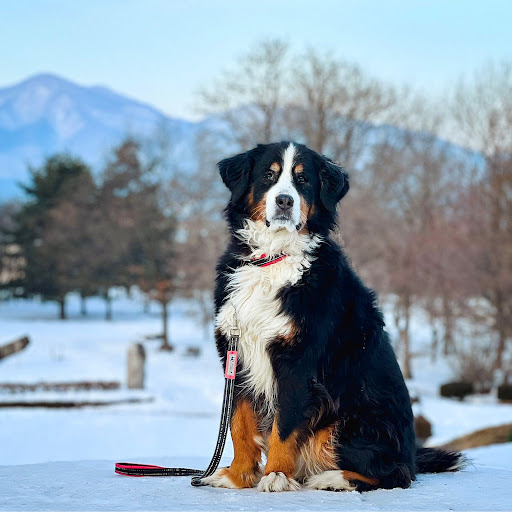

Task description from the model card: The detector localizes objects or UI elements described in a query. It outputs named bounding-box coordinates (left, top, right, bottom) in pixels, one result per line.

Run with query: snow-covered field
left=1, top=293, right=511, bottom=511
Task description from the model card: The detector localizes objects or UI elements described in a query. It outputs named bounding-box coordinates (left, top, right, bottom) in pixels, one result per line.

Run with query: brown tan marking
left=247, top=188, right=255, bottom=208
left=264, top=418, right=299, bottom=477
left=219, top=400, right=262, bottom=488
left=249, top=190, right=268, bottom=223
left=342, top=471, right=380, bottom=487
left=294, top=163, right=304, bottom=173
left=297, top=197, right=311, bottom=235
left=278, top=323, right=300, bottom=346
left=296, top=425, right=338, bottom=479
left=299, top=199, right=310, bottom=223
left=270, top=162, right=281, bottom=172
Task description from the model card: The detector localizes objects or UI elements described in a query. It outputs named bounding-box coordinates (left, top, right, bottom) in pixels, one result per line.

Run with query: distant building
left=0, top=243, right=25, bottom=286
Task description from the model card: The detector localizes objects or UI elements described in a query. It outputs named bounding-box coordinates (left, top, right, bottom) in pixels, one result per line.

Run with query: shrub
left=497, top=384, right=512, bottom=402
left=440, top=381, right=474, bottom=400
left=414, top=415, right=432, bottom=445
left=449, top=338, right=496, bottom=393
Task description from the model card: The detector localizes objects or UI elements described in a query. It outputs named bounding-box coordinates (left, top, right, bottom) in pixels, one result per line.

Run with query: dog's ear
left=218, top=146, right=264, bottom=203
left=217, top=150, right=252, bottom=203
left=318, top=157, right=349, bottom=212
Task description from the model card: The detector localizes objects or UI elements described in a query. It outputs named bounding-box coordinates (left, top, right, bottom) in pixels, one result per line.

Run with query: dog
left=203, top=141, right=464, bottom=492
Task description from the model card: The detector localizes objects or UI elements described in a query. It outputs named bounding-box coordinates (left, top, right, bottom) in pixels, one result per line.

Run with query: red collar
left=250, top=253, right=288, bottom=267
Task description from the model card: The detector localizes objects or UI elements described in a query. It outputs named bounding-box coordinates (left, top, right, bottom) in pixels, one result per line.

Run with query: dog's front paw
left=257, top=472, right=300, bottom=492
left=305, top=470, right=357, bottom=491
left=202, top=467, right=261, bottom=489
left=201, top=468, right=239, bottom=489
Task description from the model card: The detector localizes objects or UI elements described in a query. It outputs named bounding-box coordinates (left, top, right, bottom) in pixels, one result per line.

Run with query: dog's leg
left=295, top=424, right=339, bottom=482
left=202, top=399, right=262, bottom=488
left=257, top=342, right=337, bottom=492
left=257, top=417, right=301, bottom=492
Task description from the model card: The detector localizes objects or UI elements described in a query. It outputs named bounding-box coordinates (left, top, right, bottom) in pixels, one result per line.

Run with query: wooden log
left=0, top=381, right=120, bottom=393
left=0, top=336, right=29, bottom=360
left=437, top=423, right=512, bottom=451
left=0, top=397, right=154, bottom=408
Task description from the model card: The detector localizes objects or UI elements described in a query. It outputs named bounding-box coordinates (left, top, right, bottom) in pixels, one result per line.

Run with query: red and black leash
left=115, top=253, right=286, bottom=485
left=115, top=326, right=240, bottom=486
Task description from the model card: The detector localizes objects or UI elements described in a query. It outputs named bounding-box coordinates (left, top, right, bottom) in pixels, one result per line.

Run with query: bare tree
left=451, top=60, right=512, bottom=372
left=166, top=130, right=228, bottom=335
left=343, top=110, right=465, bottom=378
left=291, top=49, right=398, bottom=169
left=198, top=39, right=290, bottom=148
left=289, top=49, right=344, bottom=153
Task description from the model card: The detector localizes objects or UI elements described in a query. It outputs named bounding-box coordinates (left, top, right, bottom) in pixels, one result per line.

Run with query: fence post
left=127, top=343, right=146, bottom=389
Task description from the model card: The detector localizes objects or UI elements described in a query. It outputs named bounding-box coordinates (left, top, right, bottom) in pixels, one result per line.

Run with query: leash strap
left=114, top=463, right=202, bottom=477
left=114, top=328, right=240, bottom=487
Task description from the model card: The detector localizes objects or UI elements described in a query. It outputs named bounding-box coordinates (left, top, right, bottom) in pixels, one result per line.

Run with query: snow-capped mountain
left=0, top=73, right=476, bottom=202
left=0, top=73, right=200, bottom=200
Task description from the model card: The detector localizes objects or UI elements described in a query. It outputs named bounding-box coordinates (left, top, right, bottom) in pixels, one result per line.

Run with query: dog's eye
left=296, top=174, right=307, bottom=183
left=265, top=171, right=275, bottom=181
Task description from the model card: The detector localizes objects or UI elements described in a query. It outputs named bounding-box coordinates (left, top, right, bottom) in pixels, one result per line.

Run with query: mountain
left=0, top=73, right=201, bottom=200
left=0, top=73, right=477, bottom=203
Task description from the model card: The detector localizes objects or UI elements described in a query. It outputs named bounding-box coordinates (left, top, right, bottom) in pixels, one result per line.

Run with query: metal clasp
left=230, top=307, right=241, bottom=338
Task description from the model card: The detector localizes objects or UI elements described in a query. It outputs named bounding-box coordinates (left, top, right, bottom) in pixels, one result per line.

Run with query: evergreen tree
left=7, top=154, right=94, bottom=318
left=95, top=138, right=176, bottom=337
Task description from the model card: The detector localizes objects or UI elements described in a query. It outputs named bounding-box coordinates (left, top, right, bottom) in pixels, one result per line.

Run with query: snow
left=1, top=448, right=511, bottom=511
left=419, top=395, right=512, bottom=447
left=1, top=293, right=512, bottom=511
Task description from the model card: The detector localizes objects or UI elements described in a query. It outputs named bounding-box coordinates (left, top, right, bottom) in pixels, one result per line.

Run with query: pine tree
left=95, top=138, right=176, bottom=338
left=6, top=154, right=94, bottom=319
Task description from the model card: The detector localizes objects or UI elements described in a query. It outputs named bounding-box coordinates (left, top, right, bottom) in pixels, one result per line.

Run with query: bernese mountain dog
left=203, top=141, right=464, bottom=492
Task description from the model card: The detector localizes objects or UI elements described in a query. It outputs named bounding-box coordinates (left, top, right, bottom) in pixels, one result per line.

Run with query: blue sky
left=1, top=0, right=510, bottom=120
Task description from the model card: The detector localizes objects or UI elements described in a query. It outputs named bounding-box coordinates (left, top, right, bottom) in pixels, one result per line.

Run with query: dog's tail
left=415, top=447, right=467, bottom=474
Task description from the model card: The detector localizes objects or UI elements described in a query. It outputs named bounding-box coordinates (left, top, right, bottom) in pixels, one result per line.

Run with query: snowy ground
left=0, top=446, right=511, bottom=512
left=1, top=293, right=512, bottom=511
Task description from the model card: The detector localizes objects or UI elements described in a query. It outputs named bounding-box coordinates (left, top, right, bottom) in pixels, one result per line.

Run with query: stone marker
left=127, top=343, right=146, bottom=389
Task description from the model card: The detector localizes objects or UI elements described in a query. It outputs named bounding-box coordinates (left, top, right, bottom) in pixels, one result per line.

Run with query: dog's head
left=218, top=141, right=349, bottom=235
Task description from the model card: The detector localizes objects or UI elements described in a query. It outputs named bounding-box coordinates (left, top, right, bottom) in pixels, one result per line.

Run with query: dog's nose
left=276, top=194, right=294, bottom=210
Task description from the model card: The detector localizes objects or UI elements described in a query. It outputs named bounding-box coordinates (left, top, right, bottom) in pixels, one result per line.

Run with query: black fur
left=416, top=447, right=465, bottom=473
left=214, top=141, right=464, bottom=491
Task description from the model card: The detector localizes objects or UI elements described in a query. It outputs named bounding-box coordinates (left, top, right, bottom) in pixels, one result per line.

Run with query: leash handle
left=114, top=463, right=202, bottom=477
left=114, top=329, right=240, bottom=487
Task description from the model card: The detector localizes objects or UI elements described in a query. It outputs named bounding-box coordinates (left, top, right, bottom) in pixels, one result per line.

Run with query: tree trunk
left=426, top=301, right=438, bottom=363
left=442, top=296, right=454, bottom=356
left=496, top=329, right=507, bottom=374
left=80, top=294, right=87, bottom=316
left=159, top=300, right=173, bottom=351
left=196, top=291, right=213, bottom=339
left=59, top=297, right=67, bottom=320
left=431, top=320, right=439, bottom=364
left=400, top=295, right=412, bottom=379
left=104, top=291, right=112, bottom=321
left=495, top=292, right=507, bottom=372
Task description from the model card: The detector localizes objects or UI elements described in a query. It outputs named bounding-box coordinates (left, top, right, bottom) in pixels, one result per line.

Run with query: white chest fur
left=215, top=220, right=321, bottom=412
